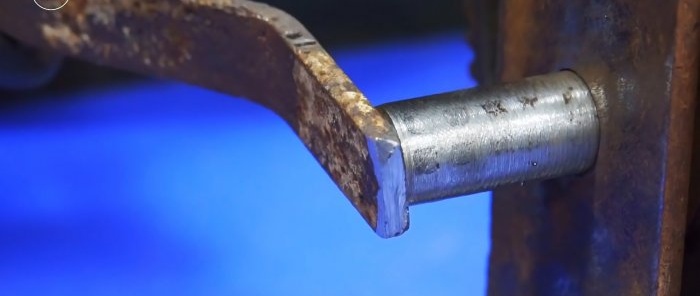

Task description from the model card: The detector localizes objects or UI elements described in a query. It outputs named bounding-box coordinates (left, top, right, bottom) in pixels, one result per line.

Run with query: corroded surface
left=464, top=0, right=498, bottom=86
left=486, top=0, right=700, bottom=295
left=0, top=0, right=405, bottom=235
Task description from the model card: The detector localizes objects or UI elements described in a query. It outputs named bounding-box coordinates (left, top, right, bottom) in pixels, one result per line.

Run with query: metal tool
left=0, top=0, right=600, bottom=238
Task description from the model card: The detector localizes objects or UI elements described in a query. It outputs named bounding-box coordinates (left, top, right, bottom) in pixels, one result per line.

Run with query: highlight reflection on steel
left=379, top=71, right=599, bottom=204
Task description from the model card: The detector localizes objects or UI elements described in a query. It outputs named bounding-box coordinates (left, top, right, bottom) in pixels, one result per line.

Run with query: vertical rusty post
left=484, top=0, right=700, bottom=295
left=465, top=0, right=499, bottom=86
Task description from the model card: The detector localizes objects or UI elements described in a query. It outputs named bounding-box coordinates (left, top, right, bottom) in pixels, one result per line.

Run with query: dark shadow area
left=0, top=59, right=146, bottom=104
left=266, top=0, right=465, bottom=45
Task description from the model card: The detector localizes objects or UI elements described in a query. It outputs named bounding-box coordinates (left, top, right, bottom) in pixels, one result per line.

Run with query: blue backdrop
left=0, top=32, right=490, bottom=296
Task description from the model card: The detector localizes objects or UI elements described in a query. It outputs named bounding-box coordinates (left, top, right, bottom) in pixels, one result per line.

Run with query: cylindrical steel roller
left=378, top=71, right=599, bottom=205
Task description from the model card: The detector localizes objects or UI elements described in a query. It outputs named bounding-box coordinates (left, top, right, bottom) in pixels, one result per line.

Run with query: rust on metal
left=484, top=0, right=700, bottom=295
left=0, top=0, right=399, bottom=233
left=681, top=0, right=700, bottom=294
left=464, top=0, right=499, bottom=86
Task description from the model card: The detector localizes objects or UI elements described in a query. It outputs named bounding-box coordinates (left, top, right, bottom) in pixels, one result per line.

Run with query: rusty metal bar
left=0, top=0, right=409, bottom=236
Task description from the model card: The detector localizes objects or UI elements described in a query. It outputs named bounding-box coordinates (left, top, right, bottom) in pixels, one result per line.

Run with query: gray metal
left=367, top=126, right=407, bottom=238
left=379, top=71, right=599, bottom=204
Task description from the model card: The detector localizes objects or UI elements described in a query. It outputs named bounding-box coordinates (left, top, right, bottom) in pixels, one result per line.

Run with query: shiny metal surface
left=379, top=71, right=599, bottom=204
left=367, top=126, right=408, bottom=238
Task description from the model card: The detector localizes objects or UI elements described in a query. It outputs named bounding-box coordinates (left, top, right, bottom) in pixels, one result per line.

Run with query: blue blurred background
left=0, top=28, right=490, bottom=296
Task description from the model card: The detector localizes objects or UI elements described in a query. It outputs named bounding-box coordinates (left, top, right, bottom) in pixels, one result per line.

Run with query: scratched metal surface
left=484, top=0, right=700, bottom=295
left=380, top=72, right=599, bottom=205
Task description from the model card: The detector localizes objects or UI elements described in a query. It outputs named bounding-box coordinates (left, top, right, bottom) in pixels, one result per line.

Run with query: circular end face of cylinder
left=367, top=132, right=409, bottom=238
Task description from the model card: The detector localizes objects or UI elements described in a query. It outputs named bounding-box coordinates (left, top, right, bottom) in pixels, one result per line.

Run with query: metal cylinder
left=378, top=71, right=599, bottom=205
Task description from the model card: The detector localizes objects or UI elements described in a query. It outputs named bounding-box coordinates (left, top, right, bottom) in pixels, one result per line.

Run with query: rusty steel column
left=482, top=0, right=700, bottom=295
